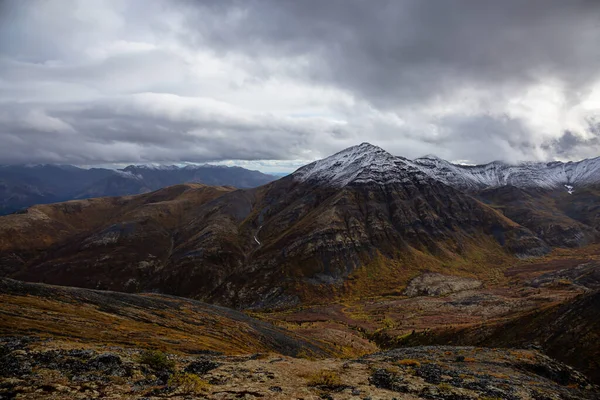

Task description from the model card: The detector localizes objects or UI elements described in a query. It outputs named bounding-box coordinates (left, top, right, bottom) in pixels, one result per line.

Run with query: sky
left=1, top=0, right=600, bottom=173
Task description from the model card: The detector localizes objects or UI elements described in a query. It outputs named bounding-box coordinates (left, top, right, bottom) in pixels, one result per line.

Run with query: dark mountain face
left=0, top=164, right=276, bottom=215
left=476, top=185, right=600, bottom=248
left=155, top=169, right=549, bottom=308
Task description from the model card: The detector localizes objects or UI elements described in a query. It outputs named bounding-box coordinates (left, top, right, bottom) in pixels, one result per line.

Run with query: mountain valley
left=1, top=143, right=600, bottom=398
left=2, top=143, right=598, bottom=308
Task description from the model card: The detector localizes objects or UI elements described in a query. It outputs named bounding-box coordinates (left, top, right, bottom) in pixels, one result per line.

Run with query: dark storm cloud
left=1, top=0, right=600, bottom=166
left=552, top=129, right=600, bottom=158
left=178, top=0, right=600, bottom=106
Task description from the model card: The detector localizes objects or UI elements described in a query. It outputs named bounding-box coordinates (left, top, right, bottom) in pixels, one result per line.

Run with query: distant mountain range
left=0, top=163, right=276, bottom=215
left=1, top=143, right=598, bottom=309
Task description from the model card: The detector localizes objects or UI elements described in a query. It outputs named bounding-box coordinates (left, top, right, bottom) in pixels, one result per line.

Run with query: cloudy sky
left=1, top=0, right=600, bottom=172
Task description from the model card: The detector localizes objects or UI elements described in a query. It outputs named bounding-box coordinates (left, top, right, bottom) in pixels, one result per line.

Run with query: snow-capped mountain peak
left=293, top=142, right=426, bottom=187
left=293, top=143, right=600, bottom=190
left=413, top=156, right=600, bottom=191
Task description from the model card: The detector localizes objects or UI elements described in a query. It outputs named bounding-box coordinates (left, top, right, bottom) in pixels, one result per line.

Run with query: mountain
left=406, top=152, right=600, bottom=248
left=8, top=143, right=600, bottom=309
left=0, top=165, right=115, bottom=215
left=412, top=154, right=600, bottom=192
left=0, top=164, right=276, bottom=215
left=0, top=184, right=234, bottom=278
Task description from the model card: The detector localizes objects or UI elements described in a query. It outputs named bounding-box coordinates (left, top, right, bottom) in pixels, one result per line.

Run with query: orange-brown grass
left=0, top=291, right=318, bottom=356
left=397, top=359, right=421, bottom=367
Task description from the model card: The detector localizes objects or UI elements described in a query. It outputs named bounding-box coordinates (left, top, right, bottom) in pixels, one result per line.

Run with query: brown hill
left=0, top=278, right=327, bottom=357
left=3, top=172, right=552, bottom=309
left=389, top=289, right=600, bottom=384
left=1, top=184, right=233, bottom=287
left=0, top=278, right=597, bottom=398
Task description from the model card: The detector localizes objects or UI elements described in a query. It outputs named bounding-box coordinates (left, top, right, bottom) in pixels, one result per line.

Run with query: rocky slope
left=1, top=337, right=597, bottom=399
left=4, top=278, right=597, bottom=398
left=393, top=288, right=600, bottom=385
left=0, top=184, right=234, bottom=278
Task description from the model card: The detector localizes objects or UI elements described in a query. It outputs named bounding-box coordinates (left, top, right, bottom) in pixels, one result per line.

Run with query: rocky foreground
left=1, top=336, right=598, bottom=400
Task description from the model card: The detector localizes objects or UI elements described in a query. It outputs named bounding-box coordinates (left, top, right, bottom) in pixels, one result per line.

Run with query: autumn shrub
left=138, top=350, right=175, bottom=371
left=168, top=372, right=210, bottom=394
left=397, top=359, right=421, bottom=367
left=306, top=370, right=342, bottom=388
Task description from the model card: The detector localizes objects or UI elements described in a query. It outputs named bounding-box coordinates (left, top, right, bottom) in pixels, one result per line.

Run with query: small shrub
left=138, top=350, right=175, bottom=371
left=381, top=317, right=395, bottom=328
left=438, top=382, right=453, bottom=392
left=168, top=372, right=210, bottom=394
left=296, top=349, right=316, bottom=360
left=306, top=370, right=342, bottom=388
left=397, top=359, right=421, bottom=367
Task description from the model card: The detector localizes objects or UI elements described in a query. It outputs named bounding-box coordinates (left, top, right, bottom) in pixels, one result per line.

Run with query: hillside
left=0, top=278, right=326, bottom=356
left=2, top=143, right=600, bottom=309
left=1, top=279, right=598, bottom=399
left=392, top=289, right=600, bottom=385
left=0, top=184, right=234, bottom=278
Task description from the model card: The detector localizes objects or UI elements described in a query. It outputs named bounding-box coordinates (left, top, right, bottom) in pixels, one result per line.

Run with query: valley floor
left=259, top=246, right=600, bottom=357
left=1, top=246, right=600, bottom=399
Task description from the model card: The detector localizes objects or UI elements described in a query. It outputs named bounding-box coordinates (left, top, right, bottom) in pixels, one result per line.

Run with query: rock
left=403, top=273, right=482, bottom=297
left=184, top=358, right=220, bottom=375
left=369, top=368, right=406, bottom=392
left=0, top=355, right=32, bottom=377
left=416, top=364, right=444, bottom=384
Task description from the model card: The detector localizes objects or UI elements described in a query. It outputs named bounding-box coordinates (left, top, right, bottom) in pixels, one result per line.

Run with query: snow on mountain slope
left=293, top=143, right=429, bottom=186
left=412, top=155, right=600, bottom=191
left=292, top=142, right=600, bottom=191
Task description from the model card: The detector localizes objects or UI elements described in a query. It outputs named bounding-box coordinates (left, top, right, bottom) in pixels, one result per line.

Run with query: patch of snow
left=127, top=164, right=180, bottom=170
left=253, top=225, right=263, bottom=246
left=413, top=156, right=600, bottom=190
left=565, top=184, right=574, bottom=195
left=114, top=170, right=143, bottom=180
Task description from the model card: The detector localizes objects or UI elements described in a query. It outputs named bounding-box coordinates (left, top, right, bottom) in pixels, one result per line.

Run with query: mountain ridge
left=292, top=142, right=600, bottom=192
left=0, top=163, right=276, bottom=215
left=1, top=143, right=599, bottom=308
